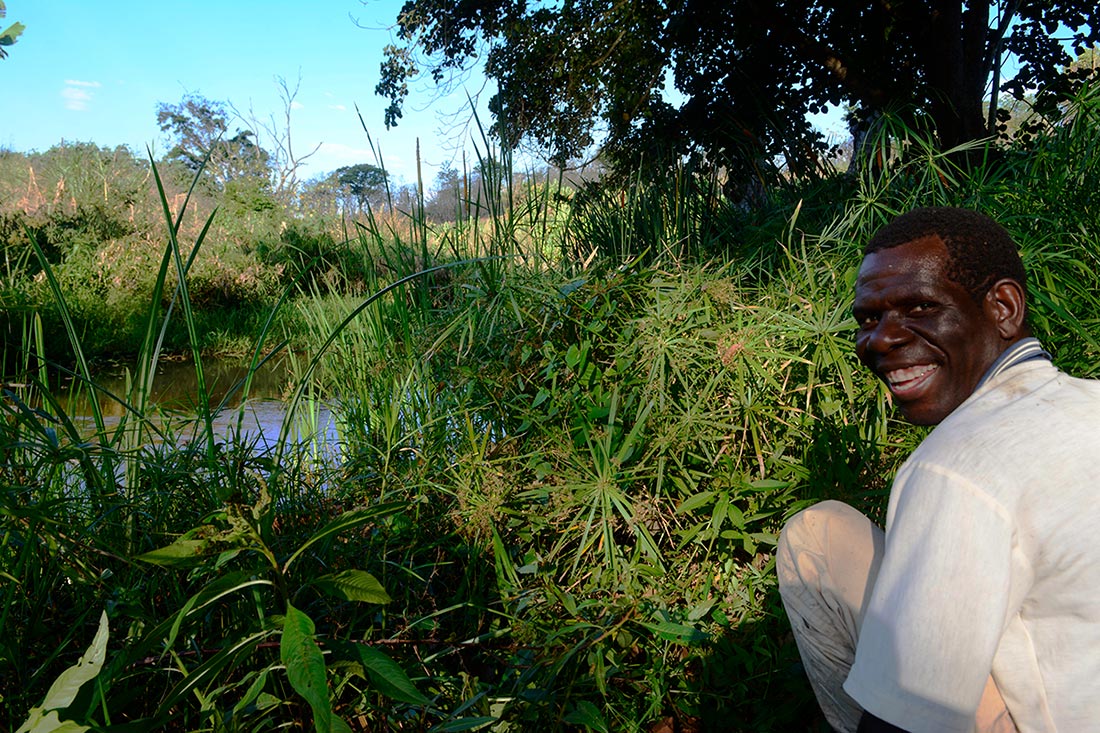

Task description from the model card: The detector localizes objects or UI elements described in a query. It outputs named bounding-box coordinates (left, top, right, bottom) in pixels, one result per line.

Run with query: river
left=50, top=356, right=339, bottom=451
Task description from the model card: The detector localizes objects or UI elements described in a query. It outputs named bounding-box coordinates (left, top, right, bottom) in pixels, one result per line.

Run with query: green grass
left=3, top=82, right=1100, bottom=732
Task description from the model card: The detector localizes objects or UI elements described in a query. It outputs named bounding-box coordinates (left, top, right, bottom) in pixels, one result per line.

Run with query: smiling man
left=776, top=207, right=1100, bottom=733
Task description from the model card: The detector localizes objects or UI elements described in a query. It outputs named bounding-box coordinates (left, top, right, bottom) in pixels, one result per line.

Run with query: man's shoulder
left=954, top=360, right=1099, bottom=428
left=907, top=363, right=1100, bottom=485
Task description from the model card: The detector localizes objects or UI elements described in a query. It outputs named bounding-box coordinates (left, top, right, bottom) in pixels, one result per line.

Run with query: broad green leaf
left=312, top=569, right=391, bottom=603
left=641, top=619, right=709, bottom=645
left=712, top=495, right=729, bottom=529
left=232, top=669, right=271, bottom=716
left=562, top=700, right=609, bottom=732
left=16, top=612, right=108, bottom=733
left=281, top=603, right=351, bottom=733
left=565, top=343, right=583, bottom=369
left=0, top=22, right=25, bottom=45
left=135, top=538, right=209, bottom=567
left=676, top=521, right=706, bottom=545
left=550, top=587, right=578, bottom=616
left=42, top=611, right=109, bottom=709
left=356, top=644, right=429, bottom=705
left=725, top=502, right=746, bottom=530
left=675, top=490, right=715, bottom=514
left=558, top=278, right=587, bottom=296
left=747, top=478, right=790, bottom=491
left=15, top=709, right=89, bottom=733
left=687, top=598, right=716, bottom=622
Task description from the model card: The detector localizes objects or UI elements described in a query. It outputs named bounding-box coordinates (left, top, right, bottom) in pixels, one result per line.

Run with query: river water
left=52, top=356, right=339, bottom=451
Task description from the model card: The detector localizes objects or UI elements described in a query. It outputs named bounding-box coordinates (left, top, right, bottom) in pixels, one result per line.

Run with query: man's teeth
left=886, top=364, right=938, bottom=385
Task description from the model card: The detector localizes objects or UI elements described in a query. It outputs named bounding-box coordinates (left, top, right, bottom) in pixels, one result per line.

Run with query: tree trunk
left=923, top=0, right=990, bottom=150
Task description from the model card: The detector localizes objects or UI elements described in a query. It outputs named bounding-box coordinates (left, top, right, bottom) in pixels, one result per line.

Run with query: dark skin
left=853, top=235, right=1029, bottom=425
left=849, top=235, right=1028, bottom=732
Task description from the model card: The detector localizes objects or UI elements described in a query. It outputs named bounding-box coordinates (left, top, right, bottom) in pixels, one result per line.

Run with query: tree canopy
left=325, top=162, right=390, bottom=213
left=0, top=1, right=24, bottom=60
left=376, top=0, right=1100, bottom=178
left=157, top=94, right=270, bottom=191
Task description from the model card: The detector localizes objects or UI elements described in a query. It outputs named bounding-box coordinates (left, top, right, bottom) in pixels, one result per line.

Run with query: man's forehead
left=853, top=236, right=959, bottom=307
left=857, top=235, right=950, bottom=280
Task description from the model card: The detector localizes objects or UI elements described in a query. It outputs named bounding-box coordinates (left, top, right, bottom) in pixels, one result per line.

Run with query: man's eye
left=910, top=302, right=936, bottom=314
left=855, top=314, right=877, bottom=328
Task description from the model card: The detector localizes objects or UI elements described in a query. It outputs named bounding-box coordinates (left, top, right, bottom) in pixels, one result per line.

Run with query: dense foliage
left=2, top=83, right=1100, bottom=731
left=377, top=0, right=1100, bottom=178
left=157, top=94, right=273, bottom=193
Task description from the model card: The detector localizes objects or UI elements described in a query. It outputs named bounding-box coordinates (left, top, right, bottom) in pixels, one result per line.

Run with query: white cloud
left=61, top=79, right=102, bottom=111
left=291, top=101, right=304, bottom=110
left=327, top=104, right=347, bottom=112
left=61, top=87, right=93, bottom=111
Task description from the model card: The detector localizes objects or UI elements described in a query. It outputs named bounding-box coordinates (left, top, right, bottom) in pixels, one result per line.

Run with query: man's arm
left=845, top=461, right=1015, bottom=732
left=857, top=711, right=910, bottom=733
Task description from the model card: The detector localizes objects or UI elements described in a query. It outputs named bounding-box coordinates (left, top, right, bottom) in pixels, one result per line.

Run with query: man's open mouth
left=884, top=364, right=939, bottom=397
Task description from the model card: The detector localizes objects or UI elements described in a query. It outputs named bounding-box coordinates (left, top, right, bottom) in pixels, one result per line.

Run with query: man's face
left=852, top=235, right=1008, bottom=426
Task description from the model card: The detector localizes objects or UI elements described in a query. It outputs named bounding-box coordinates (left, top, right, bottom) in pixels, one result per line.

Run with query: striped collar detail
left=977, top=337, right=1052, bottom=390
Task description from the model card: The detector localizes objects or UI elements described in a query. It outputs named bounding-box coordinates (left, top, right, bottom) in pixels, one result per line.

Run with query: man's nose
left=861, top=313, right=911, bottom=354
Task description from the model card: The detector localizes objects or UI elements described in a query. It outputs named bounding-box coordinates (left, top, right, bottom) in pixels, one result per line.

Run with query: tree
left=335, top=163, right=389, bottom=211
left=376, top=0, right=1100, bottom=179
left=232, top=74, right=323, bottom=204
left=424, top=163, right=463, bottom=222
left=1064, top=44, right=1100, bottom=82
left=157, top=93, right=271, bottom=191
left=0, top=1, right=23, bottom=60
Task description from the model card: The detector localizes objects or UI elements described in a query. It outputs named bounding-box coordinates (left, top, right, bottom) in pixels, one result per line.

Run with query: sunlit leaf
left=16, top=612, right=108, bottom=733
left=675, top=490, right=714, bottom=514
left=41, top=611, right=109, bottom=710
left=135, top=538, right=210, bottom=567
left=641, top=619, right=709, bottom=645
left=312, top=569, right=391, bottom=603
left=15, top=709, right=89, bottom=733
left=0, top=21, right=25, bottom=47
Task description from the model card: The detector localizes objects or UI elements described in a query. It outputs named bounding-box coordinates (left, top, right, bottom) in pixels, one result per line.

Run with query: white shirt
left=844, top=351, right=1100, bottom=732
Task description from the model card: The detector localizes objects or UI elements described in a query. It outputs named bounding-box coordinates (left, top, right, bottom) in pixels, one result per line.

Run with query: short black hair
left=864, top=207, right=1027, bottom=302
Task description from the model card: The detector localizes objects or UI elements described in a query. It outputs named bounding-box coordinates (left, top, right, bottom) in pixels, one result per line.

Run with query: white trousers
left=776, top=500, right=1017, bottom=733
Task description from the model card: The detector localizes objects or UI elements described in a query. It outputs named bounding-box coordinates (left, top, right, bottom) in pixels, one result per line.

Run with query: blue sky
left=1, top=1, right=500, bottom=186
left=1, top=1, right=856, bottom=188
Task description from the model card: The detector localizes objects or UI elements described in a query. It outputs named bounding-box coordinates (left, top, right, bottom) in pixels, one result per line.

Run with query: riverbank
left=4, top=89, right=1100, bottom=731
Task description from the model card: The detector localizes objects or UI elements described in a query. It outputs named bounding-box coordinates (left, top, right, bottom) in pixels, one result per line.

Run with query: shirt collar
left=975, top=337, right=1051, bottom=391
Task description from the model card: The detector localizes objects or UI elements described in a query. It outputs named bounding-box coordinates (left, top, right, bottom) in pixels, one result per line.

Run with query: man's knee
left=777, top=500, right=879, bottom=593
left=779, top=501, right=859, bottom=561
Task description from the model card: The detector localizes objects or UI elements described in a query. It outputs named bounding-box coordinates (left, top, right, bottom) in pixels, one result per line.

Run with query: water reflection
left=53, top=357, right=339, bottom=451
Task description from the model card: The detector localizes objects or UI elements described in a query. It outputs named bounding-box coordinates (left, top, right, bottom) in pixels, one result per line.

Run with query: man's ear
left=985, top=278, right=1028, bottom=340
